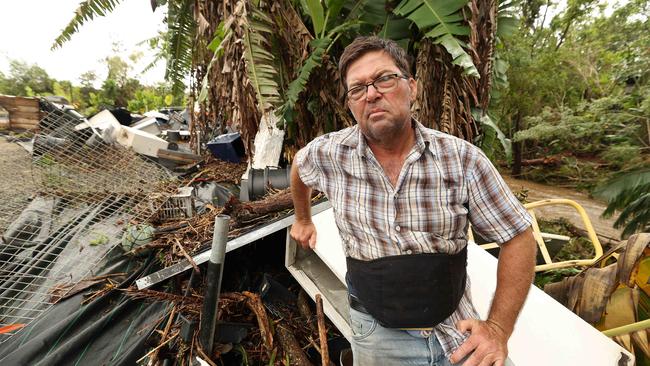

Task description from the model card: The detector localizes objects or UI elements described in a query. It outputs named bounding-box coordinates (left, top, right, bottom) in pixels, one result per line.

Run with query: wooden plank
left=8, top=111, right=41, bottom=120
left=9, top=122, right=39, bottom=129
left=9, top=122, right=40, bottom=131
left=9, top=118, right=39, bottom=126
left=157, top=148, right=202, bottom=163
left=5, top=106, right=40, bottom=114
left=0, top=95, right=39, bottom=108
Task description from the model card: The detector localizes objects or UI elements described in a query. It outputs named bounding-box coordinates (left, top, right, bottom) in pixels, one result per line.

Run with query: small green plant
left=89, top=232, right=109, bottom=246
left=534, top=267, right=581, bottom=289
left=34, top=154, right=55, bottom=167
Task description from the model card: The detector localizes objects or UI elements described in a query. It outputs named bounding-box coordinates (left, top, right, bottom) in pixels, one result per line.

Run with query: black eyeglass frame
left=345, top=73, right=409, bottom=102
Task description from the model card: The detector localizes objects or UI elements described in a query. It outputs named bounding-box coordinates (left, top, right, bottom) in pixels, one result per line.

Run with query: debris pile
left=0, top=98, right=344, bottom=365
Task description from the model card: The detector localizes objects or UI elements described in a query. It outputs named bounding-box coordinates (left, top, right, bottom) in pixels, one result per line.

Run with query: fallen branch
left=146, top=305, right=177, bottom=366
left=175, top=238, right=201, bottom=275
left=49, top=272, right=127, bottom=303
left=219, top=291, right=274, bottom=355
left=242, top=291, right=274, bottom=353
left=194, top=344, right=218, bottom=366
left=276, top=324, right=313, bottom=366
left=138, top=331, right=178, bottom=364
left=315, top=294, right=331, bottom=366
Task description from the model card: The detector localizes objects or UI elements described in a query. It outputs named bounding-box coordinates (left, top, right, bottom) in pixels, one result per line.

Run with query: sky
left=0, top=0, right=167, bottom=86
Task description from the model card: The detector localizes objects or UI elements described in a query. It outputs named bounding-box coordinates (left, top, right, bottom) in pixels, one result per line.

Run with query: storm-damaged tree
left=53, top=0, right=514, bottom=160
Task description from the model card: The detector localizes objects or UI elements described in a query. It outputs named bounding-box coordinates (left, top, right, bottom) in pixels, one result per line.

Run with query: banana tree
left=54, top=0, right=509, bottom=159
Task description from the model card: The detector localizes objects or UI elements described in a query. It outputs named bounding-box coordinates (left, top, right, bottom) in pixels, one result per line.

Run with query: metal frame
left=136, top=201, right=332, bottom=290
left=473, top=199, right=604, bottom=272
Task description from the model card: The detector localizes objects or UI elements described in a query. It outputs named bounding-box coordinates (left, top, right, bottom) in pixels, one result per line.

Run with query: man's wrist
left=295, top=217, right=313, bottom=225
left=486, top=318, right=510, bottom=337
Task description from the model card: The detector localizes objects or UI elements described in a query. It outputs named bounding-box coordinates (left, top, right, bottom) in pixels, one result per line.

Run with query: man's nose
left=366, top=84, right=381, bottom=102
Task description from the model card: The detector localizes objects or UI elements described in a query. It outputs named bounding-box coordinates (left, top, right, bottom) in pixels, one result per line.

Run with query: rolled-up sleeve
left=295, top=140, right=322, bottom=191
left=467, top=149, right=532, bottom=244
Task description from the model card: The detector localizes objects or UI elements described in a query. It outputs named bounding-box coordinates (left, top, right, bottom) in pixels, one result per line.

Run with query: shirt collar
left=339, top=118, right=436, bottom=158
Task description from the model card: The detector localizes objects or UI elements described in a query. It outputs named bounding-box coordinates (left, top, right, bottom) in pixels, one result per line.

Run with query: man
left=290, top=36, right=536, bottom=366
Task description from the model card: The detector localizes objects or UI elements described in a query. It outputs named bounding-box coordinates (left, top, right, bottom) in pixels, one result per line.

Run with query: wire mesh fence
left=0, top=101, right=176, bottom=342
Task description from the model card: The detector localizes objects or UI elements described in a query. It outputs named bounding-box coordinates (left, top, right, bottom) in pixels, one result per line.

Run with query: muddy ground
left=0, top=137, right=34, bottom=231
left=504, top=175, right=623, bottom=244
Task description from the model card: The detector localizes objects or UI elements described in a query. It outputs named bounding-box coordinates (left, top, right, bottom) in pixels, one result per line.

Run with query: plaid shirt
left=296, top=120, right=532, bottom=357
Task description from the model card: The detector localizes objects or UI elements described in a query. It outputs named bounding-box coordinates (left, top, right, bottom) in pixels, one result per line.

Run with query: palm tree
left=595, top=169, right=650, bottom=238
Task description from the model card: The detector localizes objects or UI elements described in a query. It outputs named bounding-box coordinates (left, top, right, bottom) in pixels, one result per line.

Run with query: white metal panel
left=115, top=125, right=168, bottom=158
left=301, top=207, right=634, bottom=366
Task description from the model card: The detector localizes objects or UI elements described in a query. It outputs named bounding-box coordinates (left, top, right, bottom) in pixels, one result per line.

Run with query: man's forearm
left=290, top=158, right=313, bottom=223
left=488, top=228, right=536, bottom=336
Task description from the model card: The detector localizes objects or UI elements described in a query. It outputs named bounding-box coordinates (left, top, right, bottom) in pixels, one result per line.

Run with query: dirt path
left=503, top=175, right=623, bottom=245
left=0, top=137, right=34, bottom=231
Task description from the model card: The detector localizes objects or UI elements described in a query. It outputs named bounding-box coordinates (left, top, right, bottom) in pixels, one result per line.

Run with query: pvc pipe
left=602, top=318, right=650, bottom=337
left=199, top=214, right=230, bottom=354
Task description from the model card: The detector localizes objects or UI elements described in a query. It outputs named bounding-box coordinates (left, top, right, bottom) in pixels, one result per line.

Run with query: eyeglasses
left=346, top=73, right=409, bottom=102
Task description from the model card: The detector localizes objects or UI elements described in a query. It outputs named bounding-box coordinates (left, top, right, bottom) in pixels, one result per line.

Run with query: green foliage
left=199, top=21, right=231, bottom=103
left=534, top=267, right=581, bottom=289
left=51, top=0, right=124, bottom=50
left=474, top=111, right=512, bottom=162
left=127, top=88, right=165, bottom=113
left=498, top=1, right=649, bottom=171
left=513, top=89, right=648, bottom=173
left=243, top=7, right=282, bottom=113
left=279, top=0, right=363, bottom=125
left=0, top=60, right=54, bottom=96
left=599, top=145, right=642, bottom=169
left=0, top=52, right=170, bottom=117
left=165, top=0, right=195, bottom=103
left=301, top=0, right=326, bottom=36
left=89, top=232, right=109, bottom=246
left=279, top=37, right=331, bottom=126
left=393, top=0, right=479, bottom=77
left=595, top=169, right=650, bottom=237
left=52, top=0, right=192, bottom=103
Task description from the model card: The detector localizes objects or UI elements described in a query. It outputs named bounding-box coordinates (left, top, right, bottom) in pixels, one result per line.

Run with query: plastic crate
left=157, top=186, right=195, bottom=220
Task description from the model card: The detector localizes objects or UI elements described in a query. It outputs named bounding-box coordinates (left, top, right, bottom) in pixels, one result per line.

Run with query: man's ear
left=408, top=77, right=417, bottom=103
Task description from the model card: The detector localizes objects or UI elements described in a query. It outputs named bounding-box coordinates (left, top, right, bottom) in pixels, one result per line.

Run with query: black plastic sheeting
left=0, top=249, right=169, bottom=366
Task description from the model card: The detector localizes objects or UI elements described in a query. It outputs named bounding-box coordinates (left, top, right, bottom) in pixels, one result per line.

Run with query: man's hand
left=290, top=219, right=317, bottom=249
left=449, top=319, right=509, bottom=366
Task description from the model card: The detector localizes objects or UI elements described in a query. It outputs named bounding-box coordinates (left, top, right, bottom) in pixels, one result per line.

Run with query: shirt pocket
left=409, top=188, right=468, bottom=239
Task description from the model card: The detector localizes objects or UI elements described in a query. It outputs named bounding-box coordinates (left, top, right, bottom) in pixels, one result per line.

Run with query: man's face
left=345, top=50, right=416, bottom=143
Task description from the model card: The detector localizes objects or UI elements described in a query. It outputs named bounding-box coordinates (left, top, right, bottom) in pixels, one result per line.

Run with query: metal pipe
left=199, top=214, right=230, bottom=355
left=602, top=318, right=650, bottom=337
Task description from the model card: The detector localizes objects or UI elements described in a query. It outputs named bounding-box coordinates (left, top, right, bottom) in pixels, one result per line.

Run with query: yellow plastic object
left=637, top=251, right=650, bottom=297
left=475, top=199, right=604, bottom=272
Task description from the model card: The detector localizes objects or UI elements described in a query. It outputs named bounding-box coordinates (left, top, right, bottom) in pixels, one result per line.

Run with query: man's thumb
left=456, top=319, right=474, bottom=333
left=309, top=231, right=317, bottom=249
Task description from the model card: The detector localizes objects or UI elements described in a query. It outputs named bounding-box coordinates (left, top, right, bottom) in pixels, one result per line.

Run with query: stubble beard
left=360, top=112, right=410, bottom=146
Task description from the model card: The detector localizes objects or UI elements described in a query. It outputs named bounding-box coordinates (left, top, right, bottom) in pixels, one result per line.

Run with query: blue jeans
left=350, top=307, right=460, bottom=366
left=349, top=307, right=516, bottom=366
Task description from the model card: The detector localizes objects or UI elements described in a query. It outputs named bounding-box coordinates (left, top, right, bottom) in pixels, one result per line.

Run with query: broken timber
left=157, top=148, right=202, bottom=164
left=135, top=201, right=331, bottom=290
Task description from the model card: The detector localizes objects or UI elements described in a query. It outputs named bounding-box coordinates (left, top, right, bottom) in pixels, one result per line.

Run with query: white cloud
left=0, top=0, right=167, bottom=86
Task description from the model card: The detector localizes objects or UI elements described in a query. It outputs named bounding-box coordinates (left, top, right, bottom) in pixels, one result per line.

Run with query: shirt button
left=395, top=225, right=401, bottom=232
left=405, top=249, right=412, bottom=254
